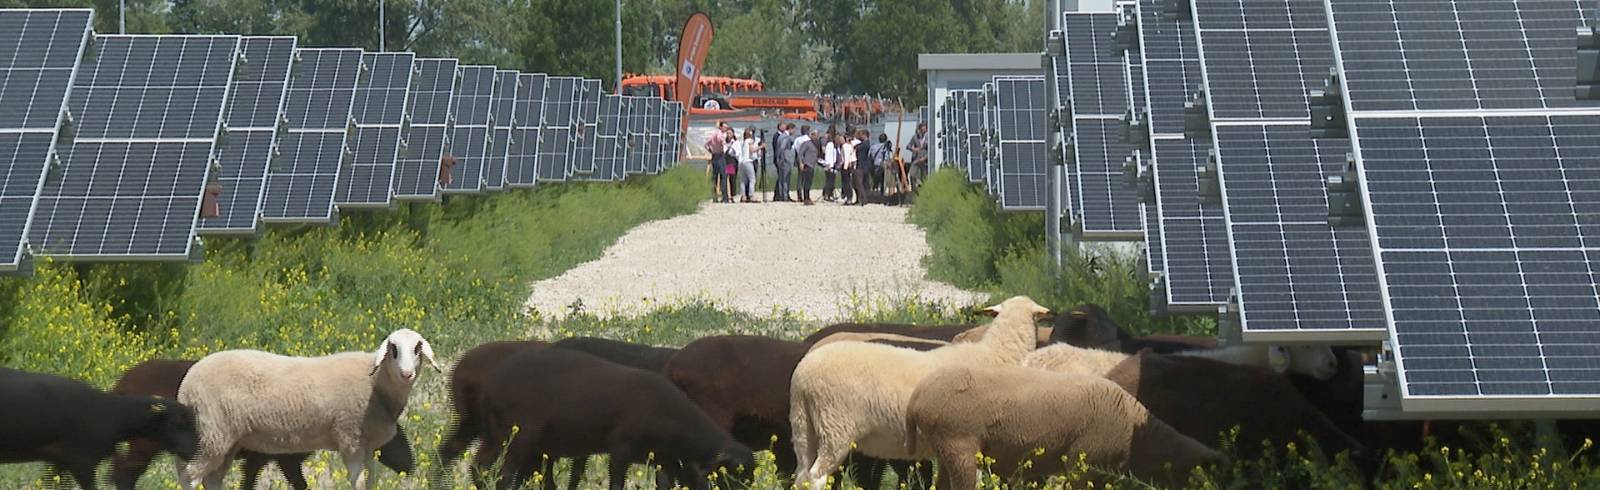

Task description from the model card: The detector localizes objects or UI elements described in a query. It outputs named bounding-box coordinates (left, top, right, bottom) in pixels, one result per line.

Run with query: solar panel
left=665, top=101, right=684, bottom=167
left=32, top=34, right=237, bottom=260
left=392, top=58, right=456, bottom=200
left=443, top=65, right=495, bottom=194
left=536, top=76, right=576, bottom=182
left=1122, top=15, right=1156, bottom=276
left=644, top=98, right=664, bottom=175
left=1184, top=0, right=1386, bottom=340
left=1131, top=0, right=1231, bottom=309
left=570, top=79, right=603, bottom=178
left=333, top=52, right=412, bottom=209
left=595, top=93, right=624, bottom=181
left=0, top=10, right=91, bottom=272
left=983, top=83, right=1001, bottom=196
left=1327, top=0, right=1597, bottom=112
left=259, top=48, right=360, bottom=224
left=505, top=73, right=545, bottom=188
left=962, top=91, right=985, bottom=185
left=484, top=70, right=518, bottom=190
left=1323, top=0, right=1600, bottom=413
left=624, top=96, right=648, bottom=175
left=1065, top=11, right=1140, bottom=238
left=197, top=36, right=295, bottom=235
left=993, top=77, right=1048, bottom=211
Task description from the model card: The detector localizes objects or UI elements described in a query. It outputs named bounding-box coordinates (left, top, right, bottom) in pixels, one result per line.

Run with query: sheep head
left=1267, top=345, right=1339, bottom=381
left=980, top=296, right=1053, bottom=322
left=369, top=328, right=443, bottom=382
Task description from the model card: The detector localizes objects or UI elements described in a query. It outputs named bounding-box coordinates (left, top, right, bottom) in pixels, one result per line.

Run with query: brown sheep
left=435, top=340, right=576, bottom=488
left=1048, top=304, right=1216, bottom=353
left=808, top=332, right=951, bottom=352
left=800, top=322, right=976, bottom=345
left=905, top=365, right=1225, bottom=489
left=1102, top=352, right=1370, bottom=461
left=663, top=335, right=932, bottom=489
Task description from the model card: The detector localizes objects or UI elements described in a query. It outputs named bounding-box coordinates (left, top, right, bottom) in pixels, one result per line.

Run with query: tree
left=845, top=0, right=966, bottom=101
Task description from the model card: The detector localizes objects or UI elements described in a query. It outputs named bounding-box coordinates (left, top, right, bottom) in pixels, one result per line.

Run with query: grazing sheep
left=905, top=365, right=1225, bottom=489
left=1102, top=352, right=1369, bottom=460
left=1023, top=342, right=1341, bottom=380
left=949, top=324, right=1054, bottom=347
left=110, top=359, right=415, bottom=490
left=808, top=331, right=951, bottom=352
left=789, top=296, right=1051, bottom=490
left=476, top=347, right=755, bottom=490
left=664, top=335, right=929, bottom=490
left=801, top=322, right=976, bottom=345
left=0, top=367, right=198, bottom=490
left=550, top=336, right=679, bottom=373
left=179, top=328, right=441, bottom=490
left=438, top=341, right=550, bottom=477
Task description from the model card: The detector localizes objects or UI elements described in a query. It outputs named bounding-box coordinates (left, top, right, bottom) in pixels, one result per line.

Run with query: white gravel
left=523, top=199, right=987, bottom=321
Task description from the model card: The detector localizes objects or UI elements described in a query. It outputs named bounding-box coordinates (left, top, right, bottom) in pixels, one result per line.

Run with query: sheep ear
left=979, top=305, right=1002, bottom=317
left=421, top=339, right=443, bottom=372
left=1267, top=346, right=1291, bottom=373
left=370, top=340, right=390, bottom=376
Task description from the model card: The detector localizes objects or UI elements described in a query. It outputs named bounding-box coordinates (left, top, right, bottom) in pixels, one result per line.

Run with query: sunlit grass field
left=3, top=166, right=1599, bottom=488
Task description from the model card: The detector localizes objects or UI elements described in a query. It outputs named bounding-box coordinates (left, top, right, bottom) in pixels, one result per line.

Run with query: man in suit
left=794, top=126, right=817, bottom=205
left=849, top=129, right=871, bottom=205
left=773, top=123, right=795, bottom=202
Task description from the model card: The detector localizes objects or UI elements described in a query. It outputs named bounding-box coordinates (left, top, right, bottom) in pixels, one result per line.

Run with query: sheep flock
left=6, top=295, right=1486, bottom=490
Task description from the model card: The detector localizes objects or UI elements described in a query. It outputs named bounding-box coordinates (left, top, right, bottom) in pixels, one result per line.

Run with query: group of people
left=705, top=121, right=930, bottom=205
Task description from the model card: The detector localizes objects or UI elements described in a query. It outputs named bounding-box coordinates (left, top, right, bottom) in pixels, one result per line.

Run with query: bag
left=724, top=162, right=737, bottom=175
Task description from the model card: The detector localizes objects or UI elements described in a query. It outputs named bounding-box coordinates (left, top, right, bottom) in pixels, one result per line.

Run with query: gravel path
left=524, top=199, right=987, bottom=321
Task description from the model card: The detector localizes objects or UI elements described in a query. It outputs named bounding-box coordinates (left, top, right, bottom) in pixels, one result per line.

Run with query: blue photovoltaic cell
left=261, top=48, right=360, bottom=223
left=1137, top=0, right=1203, bottom=135
left=1073, top=118, right=1141, bottom=235
left=484, top=70, right=518, bottom=190
left=624, top=96, right=647, bottom=175
left=1064, top=13, right=1129, bottom=115
left=505, top=73, right=545, bottom=187
left=537, top=76, right=576, bottom=182
left=0, top=9, right=92, bottom=271
left=33, top=35, right=238, bottom=259
left=995, top=77, right=1049, bottom=211
left=1065, top=11, right=1140, bottom=236
left=570, top=79, right=603, bottom=177
left=1152, top=138, right=1232, bottom=307
left=1326, top=0, right=1597, bottom=112
left=595, top=94, right=623, bottom=181
left=1355, top=115, right=1600, bottom=398
left=395, top=58, right=457, bottom=200
left=1191, top=0, right=1334, bottom=120
left=444, top=65, right=495, bottom=193
left=334, top=52, right=412, bottom=208
left=199, top=36, right=295, bottom=235
left=1213, top=125, right=1385, bottom=337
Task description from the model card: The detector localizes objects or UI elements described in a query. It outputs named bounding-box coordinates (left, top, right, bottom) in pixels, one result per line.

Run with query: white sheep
left=1023, top=343, right=1340, bottom=380
left=788, top=295, right=1051, bottom=490
left=806, top=331, right=951, bottom=352
left=177, top=329, right=441, bottom=490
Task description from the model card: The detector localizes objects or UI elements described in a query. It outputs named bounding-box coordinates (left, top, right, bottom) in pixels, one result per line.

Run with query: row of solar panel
left=933, top=0, right=1600, bottom=414
left=0, top=9, right=686, bottom=275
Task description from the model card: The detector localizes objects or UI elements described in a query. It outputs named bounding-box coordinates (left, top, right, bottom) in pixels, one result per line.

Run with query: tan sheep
left=788, top=296, right=1051, bottom=490
left=806, top=331, right=951, bottom=353
left=904, top=364, right=1225, bottom=489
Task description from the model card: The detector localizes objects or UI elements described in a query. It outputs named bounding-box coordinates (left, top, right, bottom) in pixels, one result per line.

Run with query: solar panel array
left=0, top=8, right=684, bottom=274
left=993, top=77, right=1049, bottom=211
left=537, top=76, right=577, bottom=182
left=932, top=0, right=1600, bottom=415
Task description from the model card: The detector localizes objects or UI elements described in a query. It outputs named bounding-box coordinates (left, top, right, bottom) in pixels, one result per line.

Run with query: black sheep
left=109, top=359, right=415, bottom=490
left=1048, top=304, right=1217, bottom=353
left=550, top=336, right=679, bottom=373
left=665, top=335, right=934, bottom=490
left=477, top=348, right=755, bottom=490
left=0, top=367, right=198, bottom=490
left=800, top=322, right=976, bottom=345
left=437, top=340, right=592, bottom=490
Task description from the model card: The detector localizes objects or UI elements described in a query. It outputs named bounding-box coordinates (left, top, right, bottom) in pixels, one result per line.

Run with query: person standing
left=850, top=129, right=871, bottom=205
left=821, top=131, right=840, bottom=202
left=722, top=127, right=740, bottom=203
left=705, top=123, right=729, bottom=203
left=794, top=126, right=816, bottom=205
left=736, top=127, right=762, bottom=203
left=840, top=131, right=859, bottom=205
left=773, top=123, right=795, bottom=202
left=908, top=122, right=930, bottom=190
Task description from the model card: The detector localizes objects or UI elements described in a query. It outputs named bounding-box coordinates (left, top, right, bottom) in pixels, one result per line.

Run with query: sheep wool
left=1022, top=343, right=1132, bottom=377
left=788, top=295, right=1050, bottom=490
left=178, top=329, right=439, bottom=490
left=806, top=331, right=951, bottom=353
left=904, top=365, right=1224, bottom=490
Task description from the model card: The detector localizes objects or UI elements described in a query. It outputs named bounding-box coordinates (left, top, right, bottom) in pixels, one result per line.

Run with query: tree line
left=3, top=0, right=1043, bottom=103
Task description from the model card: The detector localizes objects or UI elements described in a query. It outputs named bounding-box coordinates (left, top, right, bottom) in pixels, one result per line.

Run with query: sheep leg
left=568, top=456, right=590, bottom=490
left=62, top=457, right=100, bottom=490
left=111, top=438, right=162, bottom=490
left=186, top=444, right=235, bottom=490
left=803, top=434, right=854, bottom=490
left=788, top=397, right=820, bottom=488
left=239, top=452, right=270, bottom=490
left=606, top=451, right=636, bottom=490
left=340, top=450, right=373, bottom=490
left=275, top=454, right=311, bottom=490
left=931, top=438, right=980, bottom=490
left=376, top=425, right=416, bottom=475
